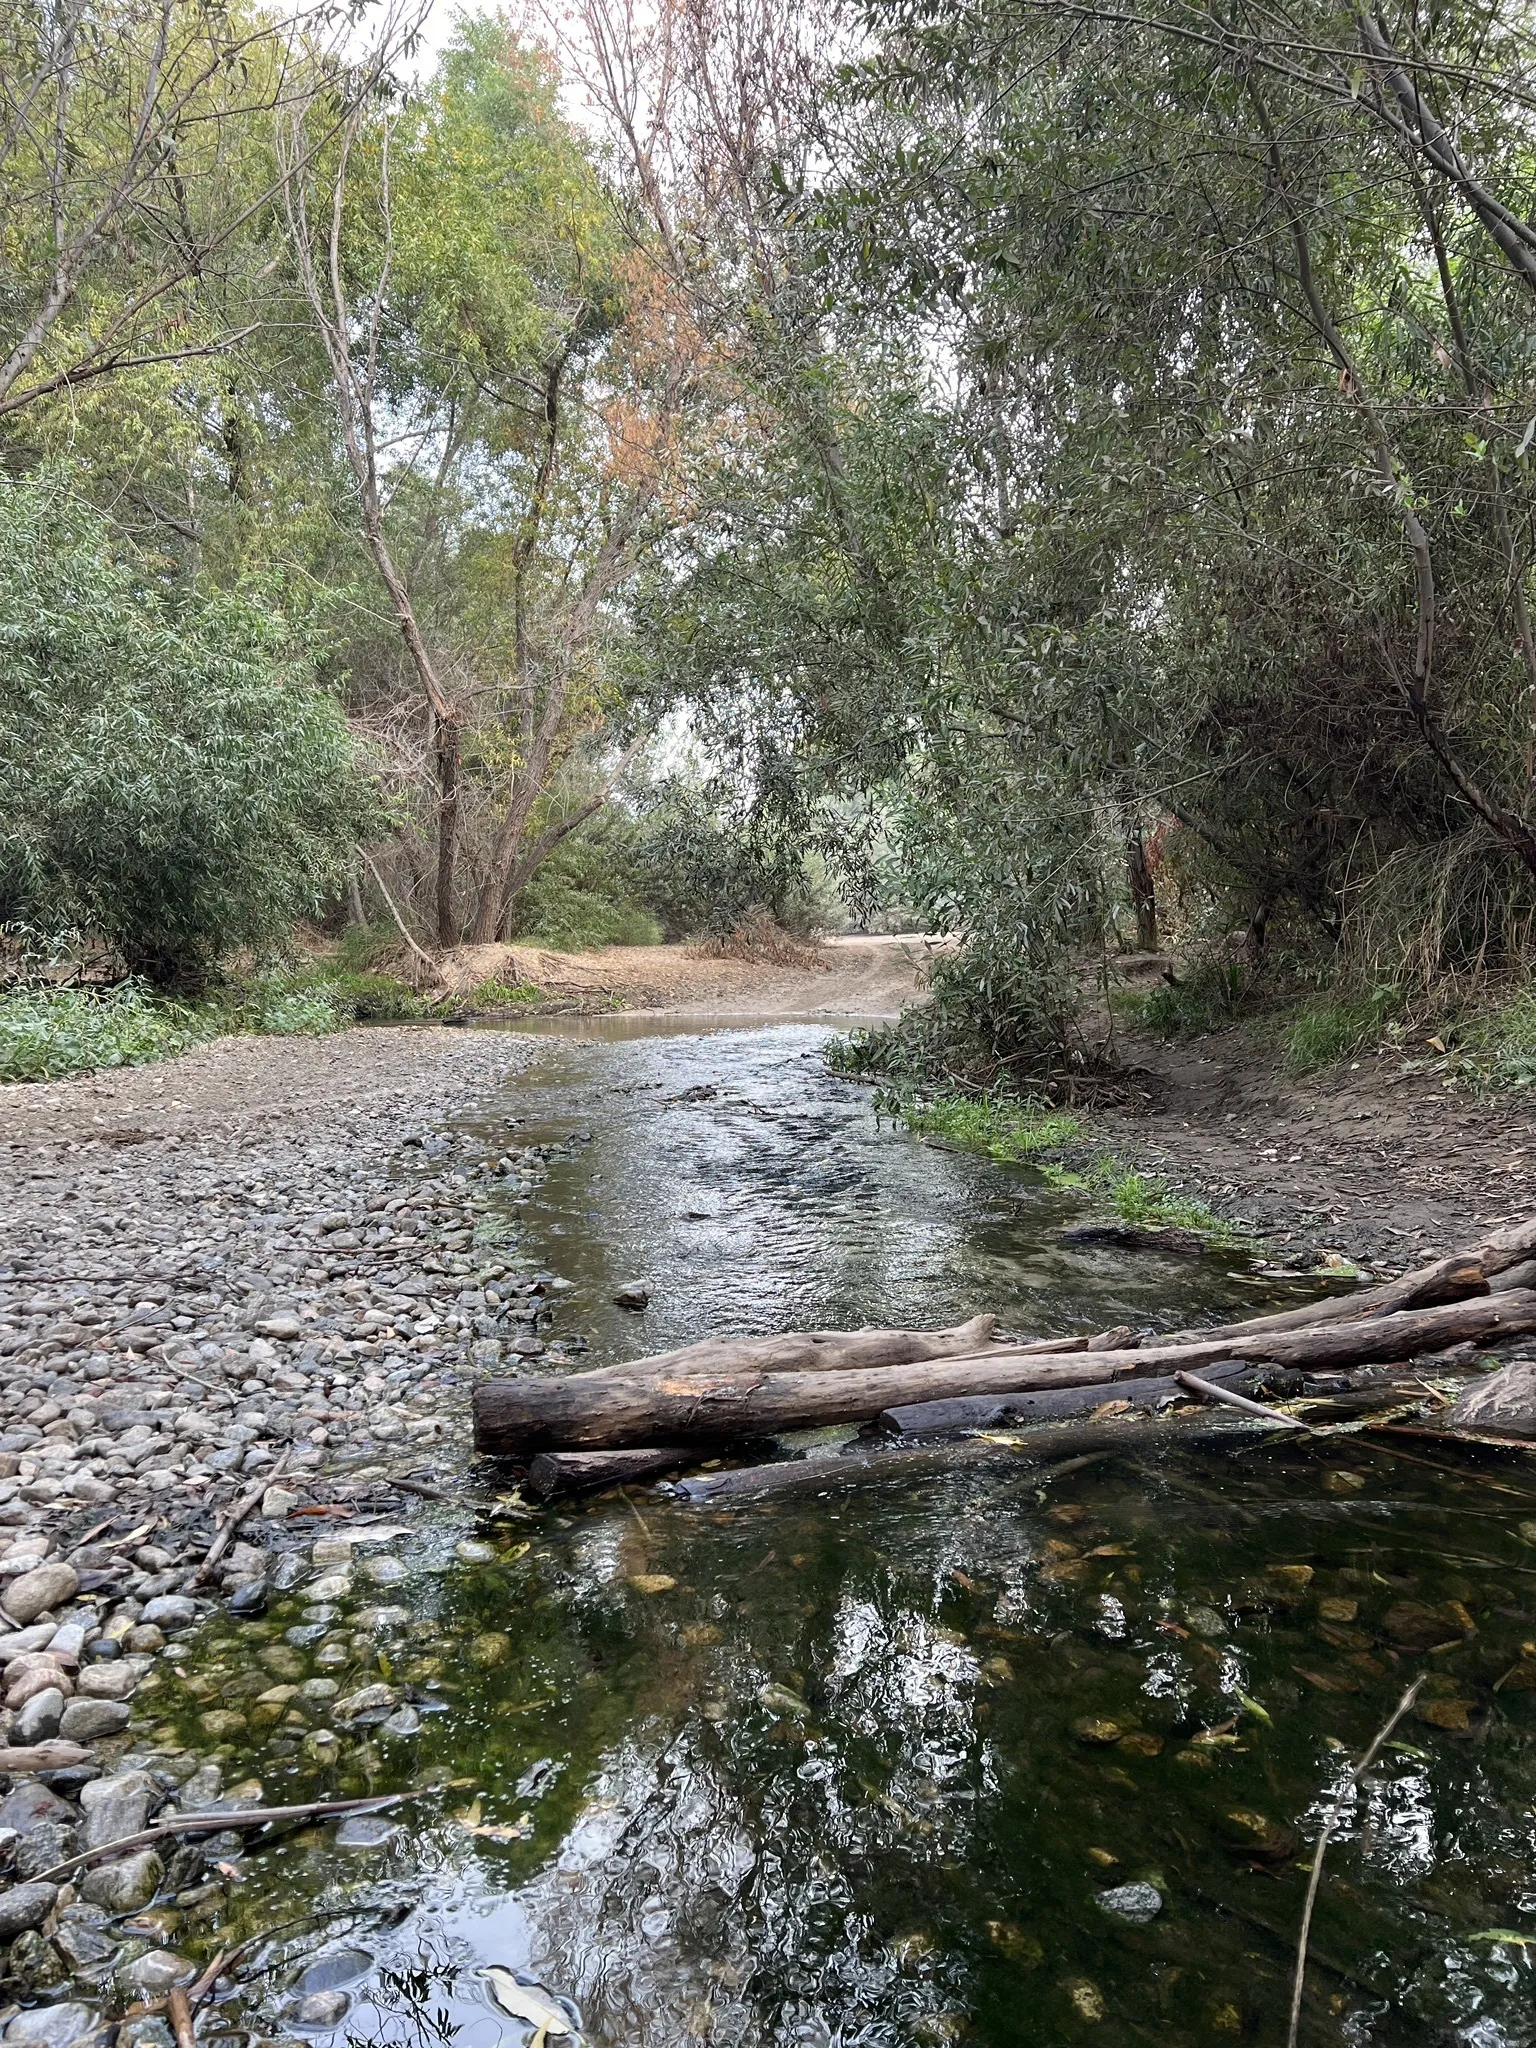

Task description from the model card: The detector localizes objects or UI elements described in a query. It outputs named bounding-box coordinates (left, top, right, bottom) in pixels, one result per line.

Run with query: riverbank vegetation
left=5, top=0, right=1536, bottom=1093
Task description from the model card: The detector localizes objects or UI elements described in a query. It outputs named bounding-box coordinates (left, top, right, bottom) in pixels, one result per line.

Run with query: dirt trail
left=433, top=932, right=936, bottom=1018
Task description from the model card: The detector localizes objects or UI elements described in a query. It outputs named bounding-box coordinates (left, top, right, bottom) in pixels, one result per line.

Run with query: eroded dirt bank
left=1095, top=1025, right=1536, bottom=1263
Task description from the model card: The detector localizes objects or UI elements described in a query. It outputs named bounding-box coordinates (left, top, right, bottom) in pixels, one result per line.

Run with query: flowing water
left=142, top=1023, right=1536, bottom=2048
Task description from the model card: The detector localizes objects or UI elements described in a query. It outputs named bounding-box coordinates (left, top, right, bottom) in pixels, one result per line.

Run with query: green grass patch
left=885, top=1087, right=1250, bottom=1248
left=892, top=1091, right=1085, bottom=1158
left=469, top=975, right=542, bottom=1009
left=1283, top=986, right=1401, bottom=1075
left=1114, top=961, right=1247, bottom=1039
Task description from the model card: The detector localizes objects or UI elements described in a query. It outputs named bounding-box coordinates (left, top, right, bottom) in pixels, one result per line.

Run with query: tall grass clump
left=1283, top=986, right=1401, bottom=1075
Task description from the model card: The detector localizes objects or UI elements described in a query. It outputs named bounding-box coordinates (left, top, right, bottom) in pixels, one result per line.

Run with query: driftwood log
left=668, top=1384, right=1425, bottom=1504
left=473, top=1289, right=1536, bottom=1456
left=567, top=1314, right=1003, bottom=1382
left=527, top=1447, right=691, bottom=1498
left=872, top=1358, right=1255, bottom=1439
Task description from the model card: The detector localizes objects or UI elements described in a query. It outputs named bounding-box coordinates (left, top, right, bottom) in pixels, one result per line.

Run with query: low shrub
left=0, top=983, right=215, bottom=1082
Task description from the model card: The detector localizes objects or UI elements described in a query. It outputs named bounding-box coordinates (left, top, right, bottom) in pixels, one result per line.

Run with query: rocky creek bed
left=6, top=1020, right=1536, bottom=2048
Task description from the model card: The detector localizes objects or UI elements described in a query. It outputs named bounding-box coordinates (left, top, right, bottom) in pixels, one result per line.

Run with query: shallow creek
left=131, top=1024, right=1536, bottom=2046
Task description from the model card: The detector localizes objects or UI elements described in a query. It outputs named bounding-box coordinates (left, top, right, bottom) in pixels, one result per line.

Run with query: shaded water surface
left=149, top=1026, right=1536, bottom=2048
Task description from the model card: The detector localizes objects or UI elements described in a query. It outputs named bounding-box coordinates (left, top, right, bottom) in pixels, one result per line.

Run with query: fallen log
left=873, top=1359, right=1255, bottom=1439
left=472, top=1290, right=1536, bottom=1455
left=669, top=1385, right=1423, bottom=1504
left=1159, top=1251, right=1487, bottom=1345
left=566, top=1313, right=1004, bottom=1382
left=527, top=1447, right=691, bottom=1499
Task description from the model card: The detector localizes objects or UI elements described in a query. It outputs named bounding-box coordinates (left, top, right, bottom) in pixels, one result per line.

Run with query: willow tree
left=279, top=15, right=702, bottom=946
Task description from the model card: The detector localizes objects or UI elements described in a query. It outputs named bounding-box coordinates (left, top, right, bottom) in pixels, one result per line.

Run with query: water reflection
left=142, top=1025, right=1536, bottom=2047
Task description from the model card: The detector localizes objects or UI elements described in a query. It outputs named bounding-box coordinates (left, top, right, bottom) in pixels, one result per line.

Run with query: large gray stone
left=76, top=1663, right=137, bottom=1702
left=138, top=1596, right=196, bottom=1632
left=0, top=1782, right=74, bottom=1834
left=79, top=1848, right=163, bottom=1913
left=1446, top=1361, right=1536, bottom=1437
left=60, top=1699, right=131, bottom=1741
left=14, top=1687, right=65, bottom=1744
left=2, top=2003, right=101, bottom=2048
left=2, top=1564, right=79, bottom=1626
left=79, top=1769, right=156, bottom=1849
left=0, top=1881, right=59, bottom=1938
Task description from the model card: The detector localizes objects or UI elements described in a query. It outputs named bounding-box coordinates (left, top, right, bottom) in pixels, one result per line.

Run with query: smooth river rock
left=2, top=1564, right=79, bottom=1627
left=79, top=1848, right=164, bottom=1913
left=0, top=1883, right=60, bottom=1939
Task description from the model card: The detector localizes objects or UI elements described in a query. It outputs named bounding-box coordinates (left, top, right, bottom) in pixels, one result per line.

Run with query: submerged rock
left=1445, top=1362, right=1536, bottom=1437
left=1095, top=1883, right=1163, bottom=1924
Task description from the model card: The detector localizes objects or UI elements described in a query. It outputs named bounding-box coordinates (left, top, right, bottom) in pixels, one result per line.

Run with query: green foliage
left=0, top=983, right=216, bottom=1083
left=509, top=825, right=662, bottom=951
left=1116, top=963, right=1247, bottom=1040
left=230, top=967, right=431, bottom=1033
left=630, top=784, right=831, bottom=942
left=469, top=976, right=542, bottom=1008
left=1283, top=989, right=1403, bottom=1076
left=878, top=1084, right=1249, bottom=1245
left=0, top=474, right=383, bottom=984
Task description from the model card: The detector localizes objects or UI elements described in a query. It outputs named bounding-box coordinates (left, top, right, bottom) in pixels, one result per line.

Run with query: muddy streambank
left=1097, top=1023, right=1536, bottom=1265
left=4, top=1021, right=1536, bottom=2047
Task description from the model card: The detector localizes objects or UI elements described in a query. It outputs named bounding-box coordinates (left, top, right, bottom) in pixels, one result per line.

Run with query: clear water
left=138, top=1025, right=1536, bottom=2048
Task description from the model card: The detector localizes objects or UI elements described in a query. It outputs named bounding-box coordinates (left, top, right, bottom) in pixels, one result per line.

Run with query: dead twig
left=1286, top=1676, right=1426, bottom=2048
left=166, top=1986, right=197, bottom=2048
left=1175, top=1370, right=1308, bottom=1428
left=23, top=1789, right=428, bottom=1889
left=195, top=1450, right=291, bottom=1585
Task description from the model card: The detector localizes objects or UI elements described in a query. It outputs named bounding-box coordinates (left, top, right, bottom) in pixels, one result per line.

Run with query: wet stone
left=53, top=1914, right=119, bottom=1971
left=1, top=2002, right=101, bottom=2048
left=333, top=1815, right=399, bottom=1849
left=295, top=1991, right=349, bottom=2026
left=117, top=2022, right=175, bottom=2048
left=1095, top=1883, right=1163, bottom=1924
left=80, top=1848, right=164, bottom=1914
left=297, top=1948, right=373, bottom=1994
left=116, top=1949, right=195, bottom=1998
left=15, top=1822, right=78, bottom=1882
left=0, top=1882, right=60, bottom=1939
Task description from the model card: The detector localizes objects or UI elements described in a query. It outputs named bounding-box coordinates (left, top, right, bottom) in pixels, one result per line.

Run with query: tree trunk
left=471, top=1290, right=1536, bottom=1455
left=1126, top=821, right=1158, bottom=950
left=433, top=715, right=461, bottom=947
left=526, top=1448, right=690, bottom=1498
left=873, top=1358, right=1255, bottom=1439
left=671, top=1385, right=1424, bottom=1505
